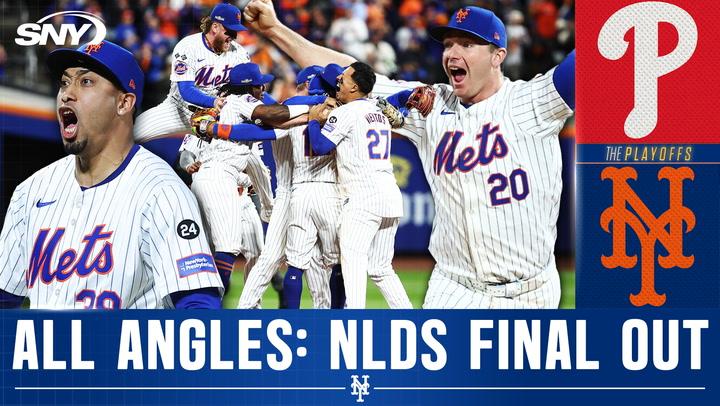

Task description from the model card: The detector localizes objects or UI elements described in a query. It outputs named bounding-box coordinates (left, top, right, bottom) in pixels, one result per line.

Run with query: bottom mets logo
left=600, top=166, right=695, bottom=306
left=350, top=375, right=370, bottom=402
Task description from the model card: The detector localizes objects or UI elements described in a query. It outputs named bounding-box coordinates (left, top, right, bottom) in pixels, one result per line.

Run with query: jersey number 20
left=367, top=129, right=390, bottom=159
left=488, top=169, right=529, bottom=206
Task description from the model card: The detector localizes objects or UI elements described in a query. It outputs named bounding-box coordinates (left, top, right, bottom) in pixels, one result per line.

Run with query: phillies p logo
left=598, top=2, right=697, bottom=139
left=600, top=166, right=695, bottom=306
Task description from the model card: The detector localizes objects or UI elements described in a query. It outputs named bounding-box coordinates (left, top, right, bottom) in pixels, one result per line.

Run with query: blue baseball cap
left=320, top=63, right=346, bottom=92
left=47, top=40, right=144, bottom=106
left=429, top=7, right=507, bottom=48
left=210, top=3, right=247, bottom=32
left=296, top=65, right=323, bottom=85
left=229, top=63, right=274, bottom=86
left=308, top=75, right=325, bottom=95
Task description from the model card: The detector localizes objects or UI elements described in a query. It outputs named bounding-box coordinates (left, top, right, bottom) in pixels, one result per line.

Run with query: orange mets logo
left=84, top=42, right=104, bottom=54
left=456, top=9, right=470, bottom=23
left=600, top=166, right=695, bottom=307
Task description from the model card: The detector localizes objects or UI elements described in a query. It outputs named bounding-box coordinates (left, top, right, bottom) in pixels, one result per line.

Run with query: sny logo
left=15, top=11, right=106, bottom=46
left=600, top=167, right=695, bottom=306
left=350, top=375, right=370, bottom=403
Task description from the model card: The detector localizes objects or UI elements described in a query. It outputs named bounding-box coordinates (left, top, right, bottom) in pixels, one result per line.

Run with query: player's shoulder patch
left=174, top=61, right=188, bottom=75
left=177, top=219, right=201, bottom=240
left=176, top=253, right=217, bottom=278
left=321, top=115, right=337, bottom=134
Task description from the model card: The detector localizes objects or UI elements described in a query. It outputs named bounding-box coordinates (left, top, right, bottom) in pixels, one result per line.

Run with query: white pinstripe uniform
left=285, top=124, right=340, bottom=292
left=0, top=146, right=223, bottom=309
left=134, top=33, right=250, bottom=143
left=220, top=95, right=331, bottom=308
left=376, top=70, right=573, bottom=309
left=178, top=134, right=269, bottom=278
left=321, top=99, right=412, bottom=309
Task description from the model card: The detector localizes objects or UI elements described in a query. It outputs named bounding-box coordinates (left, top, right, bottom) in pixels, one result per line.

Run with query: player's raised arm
left=553, top=50, right=575, bottom=110
left=243, top=0, right=355, bottom=68
left=194, top=118, right=286, bottom=142
left=306, top=98, right=342, bottom=155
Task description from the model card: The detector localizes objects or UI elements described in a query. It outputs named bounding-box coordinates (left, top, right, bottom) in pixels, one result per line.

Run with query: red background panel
left=577, top=0, right=720, bottom=143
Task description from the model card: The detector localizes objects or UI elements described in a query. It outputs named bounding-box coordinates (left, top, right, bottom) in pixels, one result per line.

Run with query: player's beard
left=212, top=36, right=228, bottom=53
left=63, top=138, right=88, bottom=155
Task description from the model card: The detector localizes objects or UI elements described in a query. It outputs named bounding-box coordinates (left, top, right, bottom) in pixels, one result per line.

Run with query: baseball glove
left=376, top=97, right=405, bottom=129
left=190, top=107, right=220, bottom=140
left=406, top=85, right=436, bottom=117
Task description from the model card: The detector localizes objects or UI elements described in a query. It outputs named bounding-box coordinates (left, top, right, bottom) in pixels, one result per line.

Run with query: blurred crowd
left=1, top=0, right=574, bottom=110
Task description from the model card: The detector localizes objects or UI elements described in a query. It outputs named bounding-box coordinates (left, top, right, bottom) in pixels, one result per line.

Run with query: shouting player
left=0, top=41, right=223, bottom=309
left=134, top=3, right=250, bottom=142
left=243, top=1, right=575, bottom=309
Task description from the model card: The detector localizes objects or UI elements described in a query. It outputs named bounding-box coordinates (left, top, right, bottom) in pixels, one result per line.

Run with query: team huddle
left=0, top=1, right=575, bottom=310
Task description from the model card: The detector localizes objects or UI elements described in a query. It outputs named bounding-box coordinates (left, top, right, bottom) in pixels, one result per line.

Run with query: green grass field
left=224, top=268, right=576, bottom=309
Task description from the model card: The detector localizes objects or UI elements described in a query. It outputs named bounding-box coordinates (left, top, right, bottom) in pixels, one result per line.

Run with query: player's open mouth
left=449, top=67, right=467, bottom=85
left=58, top=107, right=78, bottom=140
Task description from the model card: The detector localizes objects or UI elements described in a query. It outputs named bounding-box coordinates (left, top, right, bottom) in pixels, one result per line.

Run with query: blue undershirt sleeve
left=262, top=93, right=277, bottom=104
left=170, top=287, right=222, bottom=309
left=0, top=289, right=24, bottom=309
left=553, top=50, right=575, bottom=110
left=385, top=89, right=413, bottom=109
left=283, top=95, right=327, bottom=105
left=307, top=120, right=337, bottom=155
left=177, top=81, right=216, bottom=108
left=214, top=123, right=280, bottom=142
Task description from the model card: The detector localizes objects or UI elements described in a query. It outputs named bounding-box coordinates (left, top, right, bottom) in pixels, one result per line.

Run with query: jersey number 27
left=367, top=129, right=390, bottom=159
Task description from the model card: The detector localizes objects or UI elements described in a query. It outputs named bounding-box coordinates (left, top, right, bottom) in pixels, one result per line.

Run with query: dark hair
left=219, top=83, right=255, bottom=96
left=349, top=61, right=376, bottom=95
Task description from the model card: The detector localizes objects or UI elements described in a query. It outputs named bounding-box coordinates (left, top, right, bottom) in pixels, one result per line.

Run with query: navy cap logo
left=456, top=8, right=469, bottom=23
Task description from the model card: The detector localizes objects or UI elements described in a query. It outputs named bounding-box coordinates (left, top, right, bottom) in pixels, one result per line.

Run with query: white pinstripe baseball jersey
left=289, top=125, right=337, bottom=184
left=0, top=146, right=223, bottom=309
left=134, top=34, right=250, bottom=143
left=168, top=33, right=250, bottom=104
left=223, top=93, right=264, bottom=123
left=322, top=99, right=403, bottom=218
left=390, top=69, right=573, bottom=291
left=286, top=124, right=341, bottom=271
left=216, top=96, right=274, bottom=211
left=181, top=136, right=270, bottom=261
